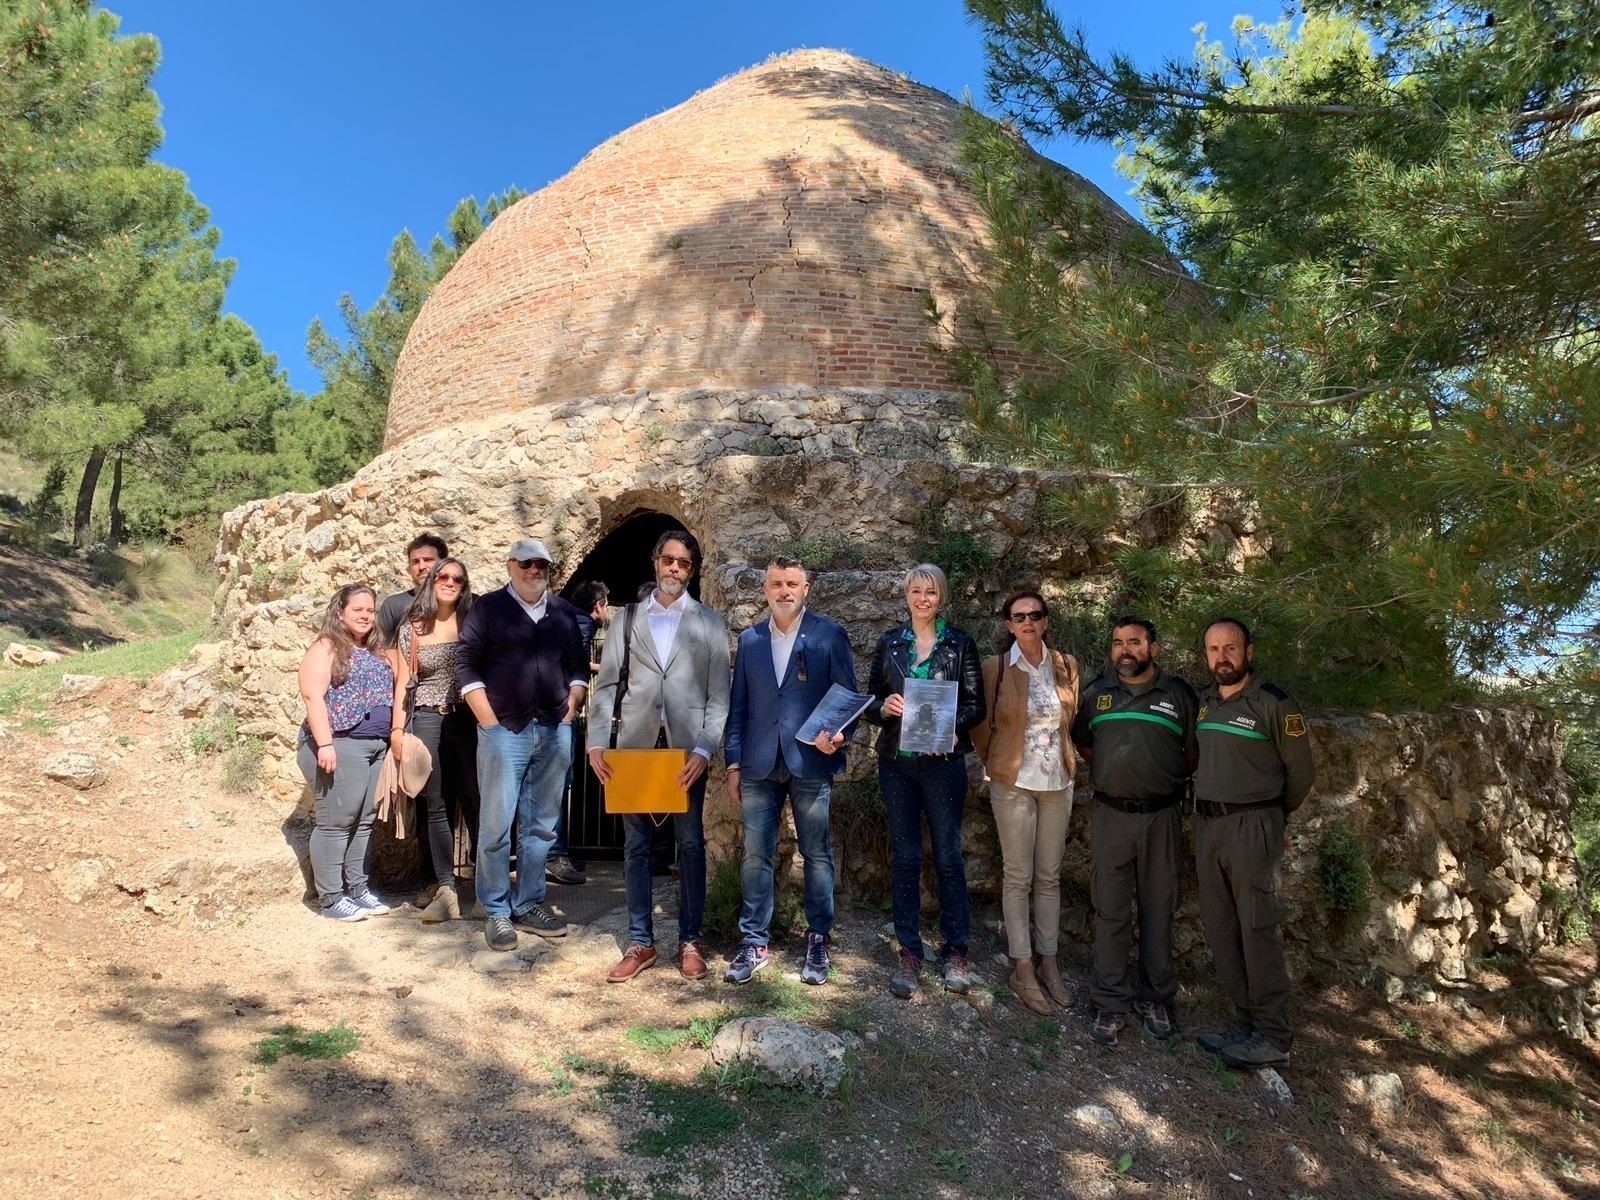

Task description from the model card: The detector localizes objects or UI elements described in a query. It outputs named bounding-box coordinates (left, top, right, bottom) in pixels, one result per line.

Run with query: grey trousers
left=1195, top=805, right=1293, bottom=1048
left=1089, top=802, right=1181, bottom=1013
left=297, top=737, right=386, bottom=907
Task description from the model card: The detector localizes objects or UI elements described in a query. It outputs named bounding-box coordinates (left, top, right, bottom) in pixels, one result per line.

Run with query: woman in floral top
left=971, top=589, right=1081, bottom=1014
left=297, top=584, right=409, bottom=922
left=397, top=557, right=477, bottom=922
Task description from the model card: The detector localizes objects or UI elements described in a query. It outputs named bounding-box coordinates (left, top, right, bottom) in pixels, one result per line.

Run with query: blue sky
left=111, top=1, right=1253, bottom=394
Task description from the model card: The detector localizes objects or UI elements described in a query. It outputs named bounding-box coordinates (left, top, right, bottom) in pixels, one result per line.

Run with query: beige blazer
left=971, top=647, right=1080, bottom=788
left=589, top=596, right=732, bottom=756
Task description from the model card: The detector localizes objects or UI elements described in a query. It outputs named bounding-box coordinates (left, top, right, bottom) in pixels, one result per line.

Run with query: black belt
left=1095, top=792, right=1183, bottom=814
left=1196, top=798, right=1281, bottom=818
left=415, top=703, right=458, bottom=715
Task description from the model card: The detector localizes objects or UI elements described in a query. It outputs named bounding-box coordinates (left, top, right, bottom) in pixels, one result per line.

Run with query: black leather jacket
left=864, top=621, right=986, bottom=759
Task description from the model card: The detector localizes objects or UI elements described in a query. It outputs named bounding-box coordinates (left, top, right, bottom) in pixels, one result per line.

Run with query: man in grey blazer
left=588, top=529, right=731, bottom=983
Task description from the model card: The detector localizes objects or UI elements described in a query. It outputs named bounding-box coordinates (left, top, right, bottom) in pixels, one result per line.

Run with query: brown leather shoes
left=606, top=943, right=657, bottom=983
left=1037, top=957, right=1074, bottom=1008
left=678, top=940, right=709, bottom=980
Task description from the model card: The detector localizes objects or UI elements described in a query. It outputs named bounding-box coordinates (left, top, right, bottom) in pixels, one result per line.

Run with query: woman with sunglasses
left=397, top=557, right=479, bottom=922
left=297, top=584, right=409, bottom=922
left=971, top=589, right=1081, bottom=1015
left=865, top=563, right=986, bottom=999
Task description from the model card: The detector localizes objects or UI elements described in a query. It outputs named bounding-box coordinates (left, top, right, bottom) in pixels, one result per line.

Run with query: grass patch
left=221, top=737, right=264, bottom=795
left=254, top=1023, right=360, bottom=1065
left=1313, top=820, right=1373, bottom=938
left=0, top=626, right=204, bottom=715
left=622, top=1079, right=740, bottom=1157
left=625, top=1025, right=692, bottom=1054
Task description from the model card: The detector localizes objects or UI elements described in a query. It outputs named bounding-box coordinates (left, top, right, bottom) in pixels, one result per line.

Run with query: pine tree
left=961, top=0, right=1600, bottom=706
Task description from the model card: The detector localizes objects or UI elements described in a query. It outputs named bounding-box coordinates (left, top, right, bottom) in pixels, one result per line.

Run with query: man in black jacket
left=457, top=539, right=589, bottom=952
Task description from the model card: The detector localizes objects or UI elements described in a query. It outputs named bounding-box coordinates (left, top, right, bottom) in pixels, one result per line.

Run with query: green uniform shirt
left=1194, top=673, right=1316, bottom=811
left=1071, top=664, right=1198, bottom=800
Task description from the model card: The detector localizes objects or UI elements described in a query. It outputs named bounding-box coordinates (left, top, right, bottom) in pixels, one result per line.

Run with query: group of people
left=296, top=527, right=1315, bottom=1072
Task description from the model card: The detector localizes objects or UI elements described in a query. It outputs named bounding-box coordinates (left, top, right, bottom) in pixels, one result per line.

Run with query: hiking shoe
left=940, top=952, right=973, bottom=995
left=800, top=931, right=831, bottom=986
left=1197, top=1024, right=1253, bottom=1056
left=546, top=856, right=587, bottom=885
left=724, top=943, right=771, bottom=984
left=890, top=949, right=922, bottom=999
left=512, top=903, right=568, bottom=938
left=484, top=916, right=518, bottom=952
left=420, top=884, right=460, bottom=924
left=347, top=888, right=390, bottom=915
left=1219, top=1031, right=1290, bottom=1070
left=320, top=897, right=368, bottom=923
left=1134, top=1000, right=1174, bottom=1040
left=1090, top=1010, right=1123, bottom=1046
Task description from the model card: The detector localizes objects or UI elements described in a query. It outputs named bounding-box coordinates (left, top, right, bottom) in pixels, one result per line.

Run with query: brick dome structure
left=384, top=49, right=1118, bottom=447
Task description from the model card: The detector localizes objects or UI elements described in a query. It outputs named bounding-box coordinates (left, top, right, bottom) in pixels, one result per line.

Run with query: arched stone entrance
left=558, top=509, right=703, bottom=857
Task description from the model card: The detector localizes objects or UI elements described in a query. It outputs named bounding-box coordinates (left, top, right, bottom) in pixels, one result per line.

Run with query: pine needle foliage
left=959, top=1, right=1600, bottom=708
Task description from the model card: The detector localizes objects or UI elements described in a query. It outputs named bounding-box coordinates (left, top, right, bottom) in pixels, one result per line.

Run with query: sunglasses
left=513, top=558, right=549, bottom=570
left=436, top=574, right=466, bottom=586
left=1008, top=611, right=1047, bottom=622
left=658, top=554, right=694, bottom=571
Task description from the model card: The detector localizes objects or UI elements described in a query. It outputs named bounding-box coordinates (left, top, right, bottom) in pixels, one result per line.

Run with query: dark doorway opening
left=559, top=510, right=702, bottom=859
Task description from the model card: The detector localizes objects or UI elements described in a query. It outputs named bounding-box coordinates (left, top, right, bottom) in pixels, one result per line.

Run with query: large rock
left=54, top=674, right=105, bottom=703
left=41, top=752, right=106, bottom=790
left=4, top=642, right=63, bottom=667
left=1345, top=1071, right=1406, bottom=1123
left=709, top=1017, right=848, bottom=1093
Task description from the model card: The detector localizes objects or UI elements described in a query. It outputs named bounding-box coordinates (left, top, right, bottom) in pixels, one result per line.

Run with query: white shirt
left=646, top=589, right=690, bottom=661
left=645, top=589, right=709, bottom=761
left=460, top=584, right=588, bottom=698
left=1009, top=642, right=1069, bottom=792
left=770, top=609, right=804, bottom=682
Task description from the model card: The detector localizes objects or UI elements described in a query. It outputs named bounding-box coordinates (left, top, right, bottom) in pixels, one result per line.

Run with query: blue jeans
left=738, top=775, right=836, bottom=945
left=475, top=721, right=572, bottom=919
left=622, top=773, right=708, bottom=948
left=879, top=754, right=971, bottom=959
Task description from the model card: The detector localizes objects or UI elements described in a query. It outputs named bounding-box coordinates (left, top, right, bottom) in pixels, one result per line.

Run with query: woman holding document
left=865, top=564, right=986, bottom=1000
left=971, top=589, right=1081, bottom=1015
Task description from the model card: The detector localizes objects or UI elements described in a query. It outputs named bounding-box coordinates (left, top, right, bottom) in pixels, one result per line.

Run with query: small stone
left=1345, top=1071, right=1405, bottom=1122
left=467, top=949, right=532, bottom=974
left=1071, top=1104, right=1120, bottom=1134
left=4, top=642, right=63, bottom=668
left=1285, top=1143, right=1314, bottom=1177
left=54, top=674, right=105, bottom=703
left=41, top=752, right=106, bottom=790
left=52, top=858, right=108, bottom=904
left=950, top=1000, right=978, bottom=1025
left=1258, top=1067, right=1294, bottom=1106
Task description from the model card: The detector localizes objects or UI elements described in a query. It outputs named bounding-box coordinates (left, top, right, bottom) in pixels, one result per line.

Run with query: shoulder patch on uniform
left=1197, top=704, right=1208, bottom=722
left=1262, top=682, right=1290, bottom=701
left=1285, top=713, right=1306, bottom=738
left=1096, top=693, right=1113, bottom=711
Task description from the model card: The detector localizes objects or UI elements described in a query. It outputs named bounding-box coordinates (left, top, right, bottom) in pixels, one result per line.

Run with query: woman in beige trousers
left=971, top=589, right=1081, bottom=1015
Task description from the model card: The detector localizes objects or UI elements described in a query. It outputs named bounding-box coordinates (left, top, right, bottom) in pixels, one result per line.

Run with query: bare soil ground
left=1, top=680, right=1597, bottom=1199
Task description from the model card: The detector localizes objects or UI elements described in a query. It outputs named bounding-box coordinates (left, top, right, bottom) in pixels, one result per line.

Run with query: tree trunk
left=108, top=452, right=125, bottom=547
left=73, top=449, right=105, bottom=547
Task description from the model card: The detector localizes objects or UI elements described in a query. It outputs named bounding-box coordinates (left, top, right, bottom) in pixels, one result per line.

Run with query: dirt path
left=1, top=684, right=1597, bottom=1199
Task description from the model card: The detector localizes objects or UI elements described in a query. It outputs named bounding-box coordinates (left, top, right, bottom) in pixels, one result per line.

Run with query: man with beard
left=378, top=533, right=448, bottom=643
left=723, top=556, right=859, bottom=986
left=1193, top=617, right=1315, bottom=1070
left=1072, top=616, right=1197, bottom=1046
left=456, top=539, right=589, bottom=952
left=589, top=530, right=731, bottom=983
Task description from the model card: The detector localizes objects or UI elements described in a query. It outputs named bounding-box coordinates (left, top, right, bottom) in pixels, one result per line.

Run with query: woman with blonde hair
left=971, top=589, right=1080, bottom=1014
left=296, top=584, right=408, bottom=921
left=864, top=564, right=986, bottom=999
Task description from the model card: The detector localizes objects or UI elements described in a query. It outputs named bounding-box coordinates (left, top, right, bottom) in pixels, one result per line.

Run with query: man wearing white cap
left=456, top=539, right=589, bottom=952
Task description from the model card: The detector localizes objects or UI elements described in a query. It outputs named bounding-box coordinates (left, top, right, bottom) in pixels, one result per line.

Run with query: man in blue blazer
left=723, top=555, right=859, bottom=986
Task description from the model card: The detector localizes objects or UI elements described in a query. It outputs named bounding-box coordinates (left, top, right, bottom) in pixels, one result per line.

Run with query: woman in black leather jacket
left=864, top=563, right=986, bottom=1000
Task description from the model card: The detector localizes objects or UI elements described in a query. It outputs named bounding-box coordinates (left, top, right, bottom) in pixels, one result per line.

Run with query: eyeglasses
left=658, top=554, right=694, bottom=571
left=436, top=574, right=466, bottom=587
left=1008, top=611, right=1047, bottom=623
left=513, top=558, right=548, bottom=570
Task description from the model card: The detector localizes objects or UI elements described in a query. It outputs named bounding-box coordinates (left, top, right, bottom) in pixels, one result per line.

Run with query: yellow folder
left=601, top=748, right=690, bottom=814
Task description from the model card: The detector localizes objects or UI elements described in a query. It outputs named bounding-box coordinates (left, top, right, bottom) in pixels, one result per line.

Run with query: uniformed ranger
left=1193, top=617, right=1315, bottom=1070
left=1071, top=616, right=1197, bottom=1046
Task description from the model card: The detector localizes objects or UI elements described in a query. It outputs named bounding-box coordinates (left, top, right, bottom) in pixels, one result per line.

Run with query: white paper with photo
left=899, top=678, right=958, bottom=754
left=795, top=684, right=872, bottom=744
